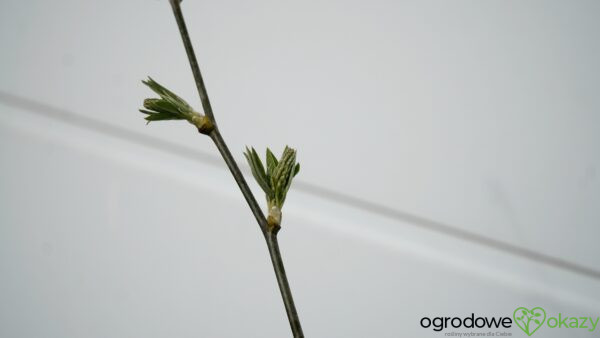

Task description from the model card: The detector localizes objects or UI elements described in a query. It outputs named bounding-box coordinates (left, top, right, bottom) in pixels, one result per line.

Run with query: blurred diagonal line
left=0, top=91, right=222, bottom=167
left=294, top=181, right=600, bottom=281
left=1, top=90, right=599, bottom=281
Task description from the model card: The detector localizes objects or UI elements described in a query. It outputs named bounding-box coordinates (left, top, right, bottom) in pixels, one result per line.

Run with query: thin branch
left=168, top=0, right=214, bottom=120
left=209, top=130, right=268, bottom=233
left=266, top=232, right=304, bottom=335
left=166, top=1, right=305, bottom=337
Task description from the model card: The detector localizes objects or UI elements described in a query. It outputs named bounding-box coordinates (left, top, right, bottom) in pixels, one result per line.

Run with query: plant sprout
left=244, top=146, right=300, bottom=229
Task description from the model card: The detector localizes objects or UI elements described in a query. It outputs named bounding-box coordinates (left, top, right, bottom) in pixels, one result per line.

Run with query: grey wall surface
left=1, top=1, right=599, bottom=337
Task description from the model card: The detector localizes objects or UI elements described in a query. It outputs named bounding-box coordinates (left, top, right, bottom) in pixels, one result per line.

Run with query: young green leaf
left=140, top=77, right=199, bottom=124
left=245, top=146, right=300, bottom=220
left=142, top=111, right=185, bottom=122
left=266, top=148, right=278, bottom=179
left=143, top=98, right=183, bottom=117
left=244, top=147, right=272, bottom=197
left=142, top=77, right=193, bottom=113
left=272, top=146, right=297, bottom=208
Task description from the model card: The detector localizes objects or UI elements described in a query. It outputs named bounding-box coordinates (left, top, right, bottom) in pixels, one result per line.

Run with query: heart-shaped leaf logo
left=513, top=307, right=546, bottom=336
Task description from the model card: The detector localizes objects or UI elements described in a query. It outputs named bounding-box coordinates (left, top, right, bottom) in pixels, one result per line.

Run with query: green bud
left=140, top=76, right=213, bottom=133
left=244, top=146, right=300, bottom=228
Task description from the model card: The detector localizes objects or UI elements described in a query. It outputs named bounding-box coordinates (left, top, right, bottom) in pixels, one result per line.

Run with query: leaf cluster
left=244, top=146, right=300, bottom=210
left=139, top=77, right=195, bottom=123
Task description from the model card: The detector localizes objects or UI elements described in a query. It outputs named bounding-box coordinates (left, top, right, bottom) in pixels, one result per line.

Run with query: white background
left=1, top=1, right=599, bottom=337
